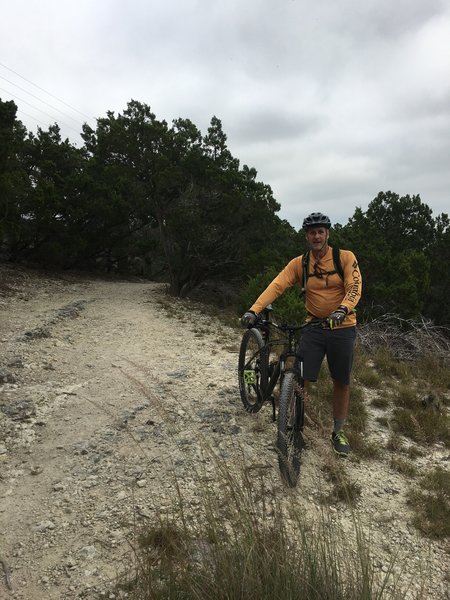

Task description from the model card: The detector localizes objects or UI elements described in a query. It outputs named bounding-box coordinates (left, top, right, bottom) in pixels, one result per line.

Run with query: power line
left=0, top=61, right=94, bottom=122
left=0, top=86, right=82, bottom=135
left=0, top=73, right=88, bottom=128
left=15, top=108, right=82, bottom=146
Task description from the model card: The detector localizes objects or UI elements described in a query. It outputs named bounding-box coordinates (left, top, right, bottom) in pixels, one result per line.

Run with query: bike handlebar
left=247, top=315, right=328, bottom=332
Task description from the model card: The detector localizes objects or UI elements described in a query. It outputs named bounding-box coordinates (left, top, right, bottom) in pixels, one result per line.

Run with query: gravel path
left=0, top=266, right=448, bottom=599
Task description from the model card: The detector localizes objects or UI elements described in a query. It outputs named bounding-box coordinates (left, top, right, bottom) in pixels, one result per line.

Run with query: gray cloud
left=1, top=0, right=449, bottom=226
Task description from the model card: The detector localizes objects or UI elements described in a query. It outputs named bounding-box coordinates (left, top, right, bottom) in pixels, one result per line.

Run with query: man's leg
left=332, top=380, right=350, bottom=422
left=326, top=327, right=355, bottom=456
left=331, top=380, right=351, bottom=455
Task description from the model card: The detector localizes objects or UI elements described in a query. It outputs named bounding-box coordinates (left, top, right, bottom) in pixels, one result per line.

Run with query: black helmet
left=302, top=212, right=331, bottom=229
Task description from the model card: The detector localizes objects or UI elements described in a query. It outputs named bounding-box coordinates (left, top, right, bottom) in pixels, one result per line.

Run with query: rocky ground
left=0, top=264, right=448, bottom=600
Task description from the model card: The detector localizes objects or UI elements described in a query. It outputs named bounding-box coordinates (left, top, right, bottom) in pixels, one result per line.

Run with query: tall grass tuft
left=116, top=452, right=421, bottom=600
left=372, top=348, right=411, bottom=381
left=408, top=467, right=450, bottom=538
left=391, top=407, right=450, bottom=447
left=356, top=365, right=382, bottom=388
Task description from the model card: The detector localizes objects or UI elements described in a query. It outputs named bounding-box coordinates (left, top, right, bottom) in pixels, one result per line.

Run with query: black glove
left=241, top=311, right=257, bottom=328
left=327, top=306, right=348, bottom=329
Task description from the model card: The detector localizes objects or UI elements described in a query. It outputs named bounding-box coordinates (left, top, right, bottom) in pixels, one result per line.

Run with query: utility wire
left=0, top=74, right=86, bottom=128
left=0, top=61, right=94, bottom=123
left=0, top=86, right=82, bottom=134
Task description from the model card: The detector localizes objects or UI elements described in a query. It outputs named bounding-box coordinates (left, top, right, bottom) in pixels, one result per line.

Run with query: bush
left=238, top=267, right=307, bottom=324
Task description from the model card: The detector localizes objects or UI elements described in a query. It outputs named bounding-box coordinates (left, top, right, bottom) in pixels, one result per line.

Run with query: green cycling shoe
left=331, top=430, right=351, bottom=456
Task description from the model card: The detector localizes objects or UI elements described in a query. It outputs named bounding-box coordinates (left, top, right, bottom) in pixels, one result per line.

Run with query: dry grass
left=357, top=314, right=450, bottom=363
left=349, top=431, right=383, bottom=459
left=116, top=456, right=414, bottom=600
left=385, top=433, right=404, bottom=453
left=390, top=407, right=450, bottom=448
left=371, top=397, right=390, bottom=410
left=390, top=456, right=418, bottom=478
left=408, top=467, right=450, bottom=538
left=392, top=384, right=419, bottom=410
left=372, top=348, right=411, bottom=381
left=320, top=458, right=362, bottom=505
left=356, top=365, right=382, bottom=388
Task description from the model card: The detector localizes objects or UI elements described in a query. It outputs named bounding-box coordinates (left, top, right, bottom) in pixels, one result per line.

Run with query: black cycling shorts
left=297, top=326, right=356, bottom=385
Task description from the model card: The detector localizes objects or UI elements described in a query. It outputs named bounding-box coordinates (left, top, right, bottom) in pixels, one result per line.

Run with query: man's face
left=305, top=227, right=329, bottom=252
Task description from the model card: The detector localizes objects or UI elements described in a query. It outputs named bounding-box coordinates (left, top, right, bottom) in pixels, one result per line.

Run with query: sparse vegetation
left=357, top=365, right=382, bottom=388
left=117, top=461, right=412, bottom=600
left=2, top=253, right=449, bottom=599
left=391, top=407, right=450, bottom=447
left=320, top=459, right=362, bottom=504
left=371, top=396, right=390, bottom=409
left=392, top=384, right=418, bottom=410
left=347, top=385, right=369, bottom=431
left=405, top=446, right=425, bottom=459
left=390, top=456, right=418, bottom=477
left=408, top=467, right=450, bottom=538
left=349, top=431, right=383, bottom=459
left=372, top=348, right=411, bottom=381
left=352, top=324, right=450, bottom=460
left=385, top=433, right=404, bottom=453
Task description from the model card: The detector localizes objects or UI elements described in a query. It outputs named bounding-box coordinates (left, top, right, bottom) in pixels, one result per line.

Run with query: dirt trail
left=0, top=266, right=448, bottom=599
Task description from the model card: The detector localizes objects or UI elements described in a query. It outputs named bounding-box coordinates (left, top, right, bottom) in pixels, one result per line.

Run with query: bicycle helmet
left=302, top=212, right=331, bottom=229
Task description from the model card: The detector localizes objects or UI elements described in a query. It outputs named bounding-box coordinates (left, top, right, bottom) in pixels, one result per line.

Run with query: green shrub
left=238, top=267, right=307, bottom=324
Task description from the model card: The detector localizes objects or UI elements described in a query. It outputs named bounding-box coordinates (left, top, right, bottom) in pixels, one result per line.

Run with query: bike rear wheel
left=238, top=328, right=267, bottom=413
left=276, top=371, right=305, bottom=487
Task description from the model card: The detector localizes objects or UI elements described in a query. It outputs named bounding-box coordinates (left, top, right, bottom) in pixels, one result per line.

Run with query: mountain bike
left=238, top=306, right=326, bottom=487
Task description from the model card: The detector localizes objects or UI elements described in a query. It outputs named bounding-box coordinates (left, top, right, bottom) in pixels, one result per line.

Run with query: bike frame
left=253, top=309, right=311, bottom=421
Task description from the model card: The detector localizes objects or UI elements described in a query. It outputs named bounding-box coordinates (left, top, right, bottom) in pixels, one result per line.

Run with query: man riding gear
left=302, top=212, right=332, bottom=230
left=327, top=305, right=349, bottom=329
left=241, top=311, right=257, bottom=327
left=331, top=430, right=351, bottom=456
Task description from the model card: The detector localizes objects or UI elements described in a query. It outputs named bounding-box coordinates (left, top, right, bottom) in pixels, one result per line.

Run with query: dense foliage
left=0, top=98, right=448, bottom=324
left=331, top=192, right=449, bottom=325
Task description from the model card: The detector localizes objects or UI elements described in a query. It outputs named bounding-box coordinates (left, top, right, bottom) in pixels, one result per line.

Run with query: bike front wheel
left=238, top=328, right=267, bottom=413
left=276, top=371, right=305, bottom=487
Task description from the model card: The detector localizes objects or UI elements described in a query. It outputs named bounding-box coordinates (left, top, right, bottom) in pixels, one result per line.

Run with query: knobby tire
left=238, top=328, right=267, bottom=413
left=277, top=371, right=305, bottom=487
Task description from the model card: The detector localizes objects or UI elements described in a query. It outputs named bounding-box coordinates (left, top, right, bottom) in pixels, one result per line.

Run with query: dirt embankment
left=0, top=265, right=448, bottom=599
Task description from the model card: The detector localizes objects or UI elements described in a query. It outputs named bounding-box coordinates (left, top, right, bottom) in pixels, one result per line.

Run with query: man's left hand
left=327, top=306, right=348, bottom=329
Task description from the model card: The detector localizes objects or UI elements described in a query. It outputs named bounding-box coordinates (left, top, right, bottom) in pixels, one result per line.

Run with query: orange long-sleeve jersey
left=250, top=246, right=362, bottom=328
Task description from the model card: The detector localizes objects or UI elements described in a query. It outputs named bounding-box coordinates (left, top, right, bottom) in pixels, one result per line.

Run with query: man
left=241, top=212, right=362, bottom=456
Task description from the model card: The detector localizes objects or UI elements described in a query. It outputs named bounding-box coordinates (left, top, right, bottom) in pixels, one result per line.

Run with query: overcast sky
left=1, top=0, right=449, bottom=228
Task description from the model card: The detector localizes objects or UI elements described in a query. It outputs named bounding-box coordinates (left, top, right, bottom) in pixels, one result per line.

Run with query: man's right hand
left=241, top=311, right=257, bottom=327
